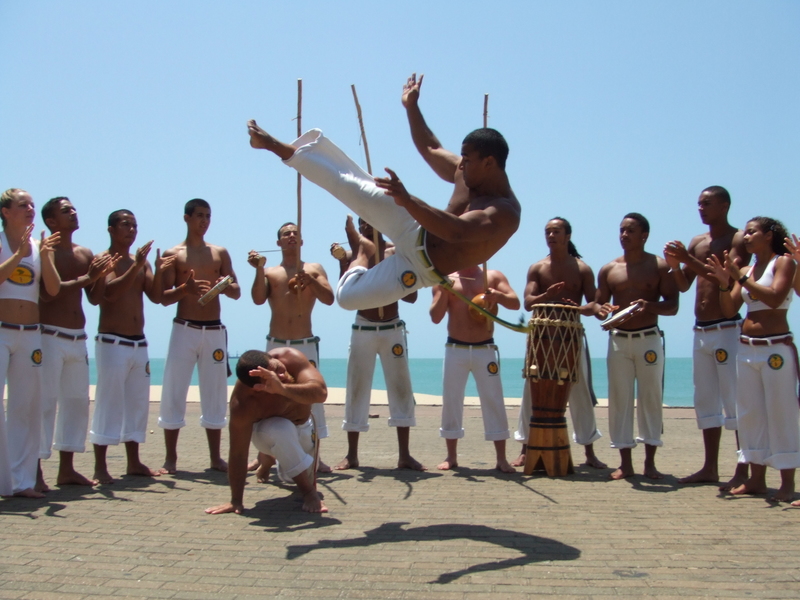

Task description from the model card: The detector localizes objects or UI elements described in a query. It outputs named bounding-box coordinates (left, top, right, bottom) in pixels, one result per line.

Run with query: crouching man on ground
left=205, top=348, right=328, bottom=514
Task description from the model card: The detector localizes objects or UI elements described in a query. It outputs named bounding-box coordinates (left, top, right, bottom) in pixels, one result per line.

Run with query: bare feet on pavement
left=334, top=456, right=358, bottom=470
left=12, top=487, right=46, bottom=499
left=679, top=467, right=718, bottom=485
left=510, top=453, right=526, bottom=468
left=211, top=457, right=228, bottom=473
left=317, top=459, right=332, bottom=473
left=127, top=461, right=163, bottom=478
left=93, top=469, right=115, bottom=484
left=57, top=469, right=97, bottom=487
left=496, top=459, right=516, bottom=473
left=583, top=454, right=608, bottom=469
left=610, top=467, right=634, bottom=480
left=643, top=463, right=664, bottom=479
left=161, top=460, right=177, bottom=475
left=247, top=457, right=260, bottom=472
left=397, top=455, right=426, bottom=471
left=731, top=480, right=768, bottom=496
left=437, top=458, right=458, bottom=471
left=302, top=490, right=328, bottom=513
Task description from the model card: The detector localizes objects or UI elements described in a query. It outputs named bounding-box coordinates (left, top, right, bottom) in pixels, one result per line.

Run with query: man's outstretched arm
left=401, top=74, right=460, bottom=183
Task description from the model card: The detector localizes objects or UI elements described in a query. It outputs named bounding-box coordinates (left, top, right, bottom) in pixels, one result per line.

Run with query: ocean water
left=89, top=357, right=694, bottom=407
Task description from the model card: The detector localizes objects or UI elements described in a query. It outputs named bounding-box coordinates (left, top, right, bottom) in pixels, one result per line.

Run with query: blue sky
left=2, top=1, right=798, bottom=358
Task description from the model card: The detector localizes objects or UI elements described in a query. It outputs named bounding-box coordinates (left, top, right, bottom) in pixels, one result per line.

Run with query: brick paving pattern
left=2, top=402, right=798, bottom=599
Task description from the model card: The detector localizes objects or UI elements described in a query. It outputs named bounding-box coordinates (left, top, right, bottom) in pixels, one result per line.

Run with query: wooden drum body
left=523, top=304, right=583, bottom=476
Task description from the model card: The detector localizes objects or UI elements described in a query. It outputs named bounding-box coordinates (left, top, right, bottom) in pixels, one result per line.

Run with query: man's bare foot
left=301, top=490, right=328, bottom=513
left=437, top=458, right=458, bottom=471
left=211, top=457, right=228, bottom=473
left=56, top=469, right=97, bottom=487
left=791, top=499, right=800, bottom=507
left=35, top=475, right=50, bottom=493
left=255, top=463, right=271, bottom=484
left=643, top=464, right=664, bottom=479
left=731, top=481, right=768, bottom=496
left=679, top=467, right=719, bottom=484
left=583, top=455, right=608, bottom=469
left=719, top=473, right=748, bottom=492
left=93, top=469, right=115, bottom=484
left=397, top=456, right=426, bottom=471
left=13, top=487, right=46, bottom=499
left=769, top=483, right=795, bottom=503
left=247, top=457, right=260, bottom=472
left=126, top=462, right=162, bottom=477
left=247, top=120, right=295, bottom=160
left=510, top=453, right=526, bottom=467
left=317, top=459, right=332, bottom=474
left=334, top=456, right=358, bottom=470
left=161, top=459, right=177, bottom=475
left=610, top=467, right=635, bottom=480
left=496, top=459, right=516, bottom=474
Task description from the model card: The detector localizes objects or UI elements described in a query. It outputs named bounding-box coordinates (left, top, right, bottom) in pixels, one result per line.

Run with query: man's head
left=235, top=349, right=289, bottom=388
left=107, top=209, right=138, bottom=246
left=184, top=198, right=211, bottom=236
left=697, top=186, right=731, bottom=225
left=619, top=212, right=650, bottom=252
left=459, top=128, right=509, bottom=188
left=0, top=188, right=35, bottom=229
left=277, top=222, right=301, bottom=249
left=41, top=197, right=78, bottom=234
left=545, top=217, right=581, bottom=258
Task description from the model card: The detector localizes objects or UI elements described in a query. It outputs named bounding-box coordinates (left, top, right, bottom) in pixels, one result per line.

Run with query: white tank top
left=742, top=255, right=792, bottom=312
left=0, top=231, right=41, bottom=303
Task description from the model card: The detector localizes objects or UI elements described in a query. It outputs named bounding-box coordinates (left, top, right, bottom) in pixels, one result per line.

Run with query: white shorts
left=0, top=325, right=43, bottom=495
left=515, top=337, right=602, bottom=446
left=251, top=417, right=314, bottom=481
left=266, top=336, right=328, bottom=439
left=342, top=316, right=415, bottom=432
left=440, top=343, right=509, bottom=441
left=692, top=321, right=740, bottom=430
left=40, top=326, right=90, bottom=459
left=284, top=130, right=446, bottom=310
left=735, top=335, right=800, bottom=470
left=606, top=327, right=664, bottom=449
left=159, top=320, right=229, bottom=430
left=90, top=335, right=150, bottom=446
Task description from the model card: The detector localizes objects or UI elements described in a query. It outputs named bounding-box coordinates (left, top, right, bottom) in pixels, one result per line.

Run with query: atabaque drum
left=523, top=304, right=583, bottom=476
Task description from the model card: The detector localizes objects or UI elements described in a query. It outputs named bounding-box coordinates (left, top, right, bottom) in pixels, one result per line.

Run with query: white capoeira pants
left=343, top=316, right=416, bottom=432
left=735, top=334, right=800, bottom=470
left=0, top=325, right=43, bottom=495
left=607, top=327, right=664, bottom=449
left=266, top=336, right=328, bottom=439
left=692, top=321, right=740, bottom=430
left=90, top=335, right=150, bottom=446
left=284, top=130, right=447, bottom=310
left=251, top=417, right=314, bottom=481
left=515, top=338, right=602, bottom=446
left=40, top=327, right=90, bottom=459
left=159, top=320, right=229, bottom=430
left=440, top=343, right=510, bottom=441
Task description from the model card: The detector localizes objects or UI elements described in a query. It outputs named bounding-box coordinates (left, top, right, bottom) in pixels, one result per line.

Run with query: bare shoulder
left=577, top=258, right=595, bottom=277
left=73, top=244, right=94, bottom=259
left=653, top=254, right=671, bottom=271
left=488, top=269, right=510, bottom=286
left=305, top=262, right=329, bottom=277
left=162, top=243, right=185, bottom=257
left=688, top=232, right=708, bottom=251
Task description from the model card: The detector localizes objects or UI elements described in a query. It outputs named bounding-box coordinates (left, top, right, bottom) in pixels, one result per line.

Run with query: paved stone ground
left=2, top=402, right=799, bottom=599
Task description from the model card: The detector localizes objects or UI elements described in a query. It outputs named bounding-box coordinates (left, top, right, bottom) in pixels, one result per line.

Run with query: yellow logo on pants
left=644, top=350, right=658, bottom=364
left=401, top=271, right=417, bottom=288
left=213, top=349, right=225, bottom=362
left=392, top=344, right=404, bottom=357
left=715, top=349, right=728, bottom=363
left=487, top=361, right=499, bottom=375
left=31, top=349, right=42, bottom=365
left=768, top=354, right=784, bottom=370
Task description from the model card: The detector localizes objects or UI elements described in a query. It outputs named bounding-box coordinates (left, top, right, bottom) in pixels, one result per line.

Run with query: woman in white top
left=708, top=216, right=797, bottom=503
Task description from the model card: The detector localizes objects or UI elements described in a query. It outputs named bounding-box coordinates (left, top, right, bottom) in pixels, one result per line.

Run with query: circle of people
left=2, top=74, right=798, bottom=515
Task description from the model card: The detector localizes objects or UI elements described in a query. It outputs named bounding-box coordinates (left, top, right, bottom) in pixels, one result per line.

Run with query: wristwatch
left=738, top=274, right=749, bottom=285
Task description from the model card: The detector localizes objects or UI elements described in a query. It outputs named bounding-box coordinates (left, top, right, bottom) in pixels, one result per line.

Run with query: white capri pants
left=343, top=316, right=416, bottom=432
left=251, top=417, right=314, bottom=481
left=515, top=338, right=602, bottom=446
left=90, top=335, right=150, bottom=446
left=440, top=343, right=510, bottom=441
left=159, top=320, right=229, bottom=430
left=266, top=336, right=328, bottom=439
left=692, top=321, right=740, bottom=430
left=284, top=130, right=445, bottom=310
left=735, top=335, right=800, bottom=470
left=40, top=327, right=90, bottom=459
left=606, top=327, right=664, bottom=449
left=0, top=325, right=43, bottom=495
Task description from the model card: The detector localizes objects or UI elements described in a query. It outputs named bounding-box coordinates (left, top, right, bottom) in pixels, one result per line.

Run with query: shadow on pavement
left=285, top=521, right=580, bottom=583
left=246, top=495, right=342, bottom=532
